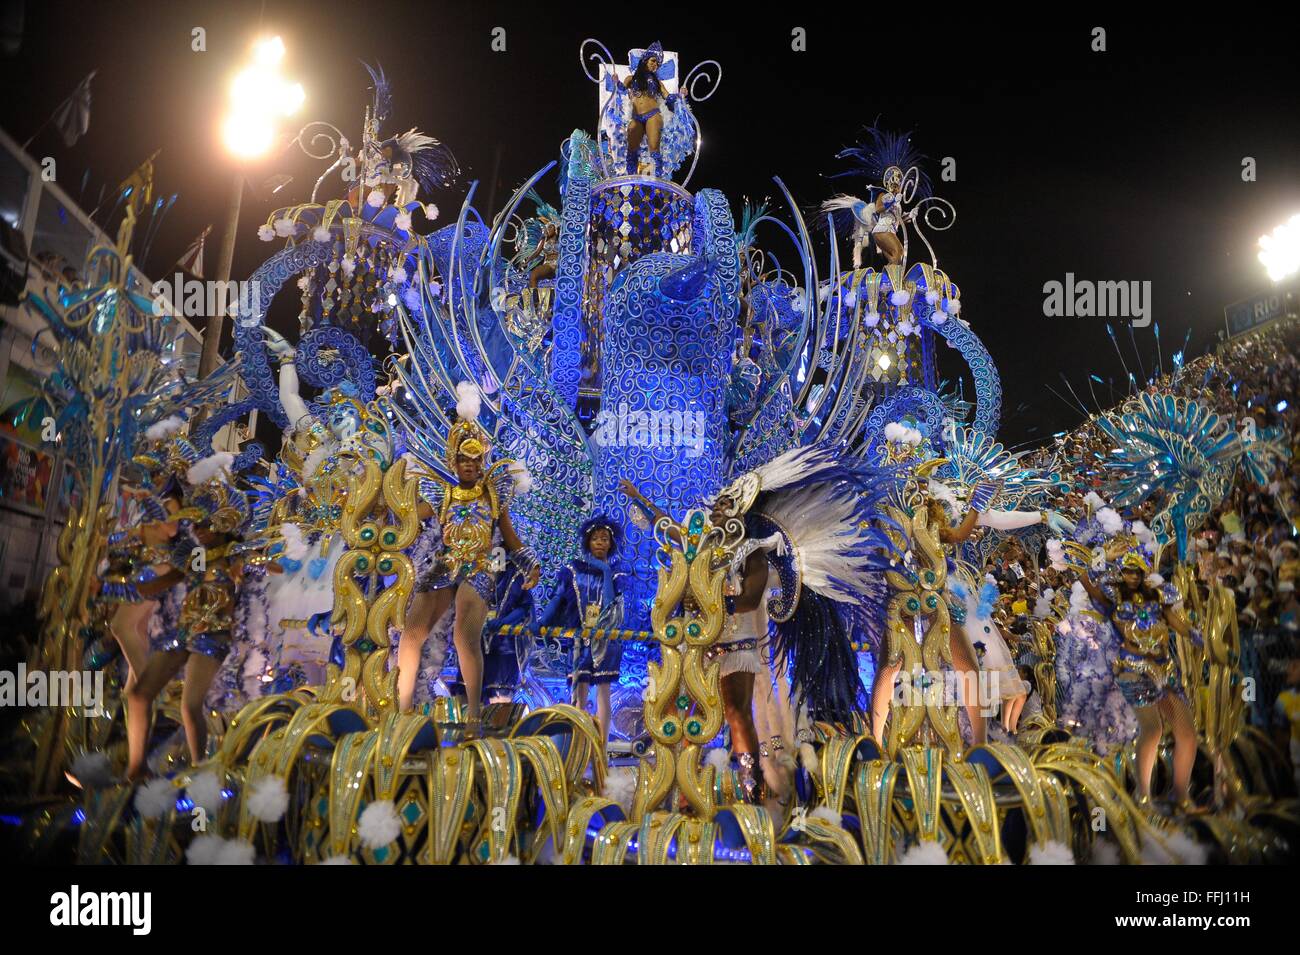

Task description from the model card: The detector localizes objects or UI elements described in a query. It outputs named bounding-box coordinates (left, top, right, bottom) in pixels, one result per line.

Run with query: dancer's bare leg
left=125, top=649, right=187, bottom=781
left=949, top=626, right=986, bottom=746
left=397, top=588, right=454, bottom=713
left=180, top=653, right=222, bottom=766
left=870, top=660, right=902, bottom=747
left=594, top=682, right=613, bottom=743
left=876, top=231, right=903, bottom=265
left=110, top=598, right=159, bottom=693
left=1159, top=694, right=1198, bottom=803
left=453, top=584, right=488, bottom=722
left=1003, top=693, right=1027, bottom=734
left=1130, top=699, right=1164, bottom=800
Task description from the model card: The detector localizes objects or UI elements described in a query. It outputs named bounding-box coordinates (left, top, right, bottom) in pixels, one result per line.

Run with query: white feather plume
left=358, top=800, right=401, bottom=849
left=278, top=523, right=310, bottom=561
left=455, top=381, right=481, bottom=422
left=1083, top=491, right=1107, bottom=514
left=186, top=452, right=235, bottom=486
left=897, top=840, right=949, bottom=865
left=508, top=460, right=533, bottom=496
left=704, top=748, right=731, bottom=772
left=759, top=482, right=884, bottom=605
left=145, top=415, right=185, bottom=441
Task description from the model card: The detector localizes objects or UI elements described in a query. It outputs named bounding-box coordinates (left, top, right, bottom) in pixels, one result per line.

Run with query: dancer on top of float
left=820, top=125, right=930, bottom=268
left=869, top=482, right=1069, bottom=748
left=396, top=383, right=539, bottom=725
left=1076, top=543, right=1203, bottom=811
left=125, top=469, right=253, bottom=781
left=623, top=41, right=681, bottom=178
left=620, top=443, right=899, bottom=805
left=536, top=514, right=629, bottom=744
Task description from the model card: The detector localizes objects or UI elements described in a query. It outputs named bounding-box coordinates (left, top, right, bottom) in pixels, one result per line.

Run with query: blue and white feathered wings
left=737, top=443, right=902, bottom=618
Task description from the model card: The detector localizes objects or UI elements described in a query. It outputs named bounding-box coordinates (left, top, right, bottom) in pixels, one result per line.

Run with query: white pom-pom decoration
left=1083, top=491, right=1107, bottom=512
left=366, top=188, right=386, bottom=208
left=423, top=203, right=440, bottom=221
left=810, top=806, right=842, bottom=827
left=602, top=766, right=637, bottom=815
left=358, top=800, right=401, bottom=849
left=455, top=381, right=482, bottom=422
left=319, top=855, right=356, bottom=865
left=1096, top=507, right=1124, bottom=535
left=341, top=253, right=356, bottom=277
left=145, top=415, right=185, bottom=441
left=897, top=841, right=949, bottom=865
left=186, top=834, right=225, bottom=865
left=864, top=311, right=881, bottom=328
left=704, top=748, right=731, bottom=772
left=185, top=770, right=224, bottom=815
left=246, top=775, right=290, bottom=823
left=1028, top=840, right=1076, bottom=864
left=257, top=224, right=275, bottom=241
left=218, top=839, right=257, bottom=865
left=394, top=211, right=412, bottom=233
left=1090, top=839, right=1121, bottom=866
left=135, top=778, right=178, bottom=819
left=1141, top=829, right=1208, bottom=865
left=889, top=289, right=911, bottom=307
left=925, top=288, right=940, bottom=304
left=273, top=217, right=296, bottom=237
left=945, top=298, right=962, bottom=314
left=312, top=225, right=331, bottom=242
left=186, top=451, right=235, bottom=486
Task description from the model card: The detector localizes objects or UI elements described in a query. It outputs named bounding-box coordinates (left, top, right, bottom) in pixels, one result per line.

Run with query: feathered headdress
left=446, top=381, right=490, bottom=467
left=830, top=122, right=931, bottom=198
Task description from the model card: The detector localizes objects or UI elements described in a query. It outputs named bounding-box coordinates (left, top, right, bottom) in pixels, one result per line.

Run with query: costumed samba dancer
left=536, top=514, right=629, bottom=743
left=262, top=328, right=391, bottom=642
left=1048, top=499, right=1140, bottom=753
left=396, top=383, right=539, bottom=723
left=621, top=41, right=683, bottom=178
left=870, top=481, right=1069, bottom=747
left=620, top=443, right=900, bottom=803
left=125, top=468, right=253, bottom=781
left=820, top=126, right=929, bottom=268
left=96, top=442, right=191, bottom=695
left=1076, top=541, right=1202, bottom=809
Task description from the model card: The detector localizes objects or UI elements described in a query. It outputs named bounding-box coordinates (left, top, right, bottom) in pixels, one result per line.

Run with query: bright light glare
left=221, top=36, right=303, bottom=158
left=1258, top=214, right=1300, bottom=282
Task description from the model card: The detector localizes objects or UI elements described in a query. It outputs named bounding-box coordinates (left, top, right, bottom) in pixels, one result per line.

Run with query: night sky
left=3, top=1, right=1299, bottom=447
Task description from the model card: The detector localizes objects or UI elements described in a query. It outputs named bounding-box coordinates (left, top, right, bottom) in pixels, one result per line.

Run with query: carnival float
left=8, top=39, right=1298, bottom=865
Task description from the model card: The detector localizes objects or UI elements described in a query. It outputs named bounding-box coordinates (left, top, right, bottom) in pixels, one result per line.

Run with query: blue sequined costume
left=539, top=558, right=628, bottom=686
left=482, top=567, right=535, bottom=699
